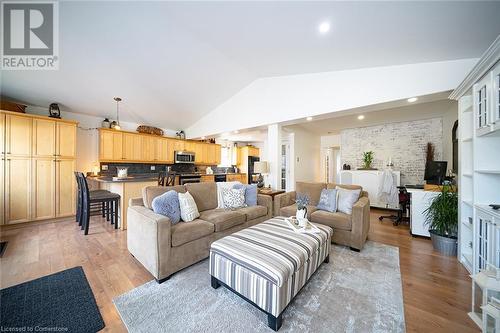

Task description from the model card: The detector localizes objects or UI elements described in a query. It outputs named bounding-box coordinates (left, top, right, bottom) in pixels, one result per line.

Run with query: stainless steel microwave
left=174, top=151, right=195, bottom=164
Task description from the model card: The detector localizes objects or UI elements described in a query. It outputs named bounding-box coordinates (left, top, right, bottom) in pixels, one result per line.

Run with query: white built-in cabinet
left=452, top=36, right=500, bottom=330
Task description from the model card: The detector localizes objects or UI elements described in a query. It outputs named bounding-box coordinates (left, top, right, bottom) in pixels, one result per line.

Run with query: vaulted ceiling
left=2, top=1, right=500, bottom=130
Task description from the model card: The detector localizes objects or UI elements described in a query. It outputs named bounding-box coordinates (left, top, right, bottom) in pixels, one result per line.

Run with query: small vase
left=296, top=207, right=307, bottom=220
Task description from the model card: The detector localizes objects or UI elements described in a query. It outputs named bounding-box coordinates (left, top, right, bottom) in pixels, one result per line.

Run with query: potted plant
left=423, top=186, right=458, bottom=256
left=295, top=193, right=310, bottom=221
left=362, top=151, right=374, bottom=169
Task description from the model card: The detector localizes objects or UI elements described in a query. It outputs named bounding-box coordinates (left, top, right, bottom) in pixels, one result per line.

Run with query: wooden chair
left=76, top=172, right=120, bottom=235
left=158, top=171, right=176, bottom=186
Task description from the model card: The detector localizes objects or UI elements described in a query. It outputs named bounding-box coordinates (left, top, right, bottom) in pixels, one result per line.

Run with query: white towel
left=217, top=181, right=241, bottom=208
left=378, top=169, right=398, bottom=206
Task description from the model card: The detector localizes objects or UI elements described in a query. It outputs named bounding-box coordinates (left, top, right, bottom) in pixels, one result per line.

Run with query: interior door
left=5, top=157, right=31, bottom=224
left=5, top=114, right=32, bottom=157
left=32, top=158, right=56, bottom=220
left=56, top=159, right=76, bottom=217
left=56, top=122, right=77, bottom=158
left=33, top=118, right=56, bottom=158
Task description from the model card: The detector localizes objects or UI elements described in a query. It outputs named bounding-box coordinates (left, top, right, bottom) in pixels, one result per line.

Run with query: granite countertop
left=88, top=172, right=247, bottom=183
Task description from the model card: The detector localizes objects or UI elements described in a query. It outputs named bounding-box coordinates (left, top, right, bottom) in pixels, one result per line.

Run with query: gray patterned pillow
left=221, top=188, right=246, bottom=209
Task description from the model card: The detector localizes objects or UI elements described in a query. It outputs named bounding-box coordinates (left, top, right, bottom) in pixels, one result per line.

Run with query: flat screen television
left=424, top=161, right=447, bottom=185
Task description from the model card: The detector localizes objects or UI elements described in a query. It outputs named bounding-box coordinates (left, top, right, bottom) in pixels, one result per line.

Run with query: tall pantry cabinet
left=0, top=110, right=77, bottom=225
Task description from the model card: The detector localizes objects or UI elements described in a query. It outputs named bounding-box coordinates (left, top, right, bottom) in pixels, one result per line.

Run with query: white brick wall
left=340, top=118, right=443, bottom=184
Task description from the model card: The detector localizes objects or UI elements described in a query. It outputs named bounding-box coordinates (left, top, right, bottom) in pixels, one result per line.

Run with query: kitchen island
left=87, top=176, right=157, bottom=230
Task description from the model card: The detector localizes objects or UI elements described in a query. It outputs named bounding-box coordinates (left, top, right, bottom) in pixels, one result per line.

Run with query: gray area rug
left=114, top=241, right=405, bottom=332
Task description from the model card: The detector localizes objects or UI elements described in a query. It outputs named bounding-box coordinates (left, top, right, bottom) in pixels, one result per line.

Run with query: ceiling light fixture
left=318, top=22, right=330, bottom=34
left=112, top=97, right=122, bottom=130
left=306, top=116, right=313, bottom=121
left=357, top=115, right=365, bottom=120
left=233, top=130, right=239, bottom=134
left=201, top=136, right=206, bottom=140
left=407, top=97, right=418, bottom=103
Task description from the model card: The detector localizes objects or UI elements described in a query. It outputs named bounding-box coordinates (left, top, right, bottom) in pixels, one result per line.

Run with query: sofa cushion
left=178, top=191, right=200, bottom=222
left=310, top=210, right=352, bottom=231
left=151, top=190, right=181, bottom=223
left=171, top=219, right=214, bottom=247
left=316, top=188, right=338, bottom=213
left=185, top=182, right=218, bottom=212
left=199, top=209, right=246, bottom=232
left=279, top=204, right=317, bottom=220
left=327, top=183, right=363, bottom=191
left=221, top=187, right=246, bottom=209
left=295, top=182, right=327, bottom=206
left=336, top=187, right=361, bottom=215
left=142, top=185, right=186, bottom=209
left=236, top=205, right=268, bottom=221
left=233, top=183, right=258, bottom=206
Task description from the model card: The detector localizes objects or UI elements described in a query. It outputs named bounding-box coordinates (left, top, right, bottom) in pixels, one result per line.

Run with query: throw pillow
left=233, top=183, right=258, bottom=206
left=178, top=191, right=200, bottom=222
left=221, top=188, right=246, bottom=209
left=336, top=187, right=361, bottom=215
left=151, top=190, right=181, bottom=224
left=217, top=181, right=241, bottom=208
left=316, top=188, right=338, bottom=213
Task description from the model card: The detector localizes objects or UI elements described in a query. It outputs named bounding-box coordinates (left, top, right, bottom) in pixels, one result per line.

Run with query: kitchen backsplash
left=99, top=163, right=232, bottom=176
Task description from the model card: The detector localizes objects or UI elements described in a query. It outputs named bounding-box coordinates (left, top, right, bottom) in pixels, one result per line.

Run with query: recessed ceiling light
left=233, top=130, right=239, bottom=134
left=407, top=97, right=418, bottom=103
left=306, top=116, right=313, bottom=121
left=318, top=22, right=330, bottom=34
left=357, top=115, right=365, bottom=120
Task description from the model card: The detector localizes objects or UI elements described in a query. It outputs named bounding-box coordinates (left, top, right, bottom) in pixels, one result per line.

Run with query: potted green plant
left=423, top=186, right=458, bottom=256
left=362, top=151, right=374, bottom=169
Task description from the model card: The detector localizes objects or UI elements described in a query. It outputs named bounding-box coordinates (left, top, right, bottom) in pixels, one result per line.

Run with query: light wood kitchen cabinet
left=226, top=173, right=247, bottom=183
left=32, top=158, right=56, bottom=220
left=99, top=129, right=123, bottom=161
left=1, top=110, right=78, bottom=225
left=142, top=136, right=156, bottom=162
left=156, top=137, right=171, bottom=162
left=56, top=158, right=76, bottom=217
left=56, top=122, right=77, bottom=158
left=0, top=114, right=4, bottom=226
left=201, top=175, right=215, bottom=182
left=215, top=144, right=221, bottom=165
left=5, top=114, right=32, bottom=157
left=123, top=133, right=142, bottom=161
left=33, top=118, right=56, bottom=158
left=4, top=157, right=32, bottom=224
left=171, top=139, right=185, bottom=153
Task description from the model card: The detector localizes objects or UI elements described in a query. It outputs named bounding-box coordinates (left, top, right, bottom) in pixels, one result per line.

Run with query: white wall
left=25, top=106, right=177, bottom=173
left=289, top=127, right=321, bottom=183
left=187, top=58, right=476, bottom=138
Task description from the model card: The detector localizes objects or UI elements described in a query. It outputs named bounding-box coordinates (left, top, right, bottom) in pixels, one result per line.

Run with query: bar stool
left=74, top=172, right=109, bottom=227
left=76, top=173, right=120, bottom=235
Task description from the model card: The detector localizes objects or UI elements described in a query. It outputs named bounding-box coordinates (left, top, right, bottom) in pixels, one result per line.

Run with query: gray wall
left=340, top=118, right=443, bottom=184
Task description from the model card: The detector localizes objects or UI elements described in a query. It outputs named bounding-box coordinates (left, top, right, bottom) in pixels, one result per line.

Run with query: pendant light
left=113, top=97, right=122, bottom=130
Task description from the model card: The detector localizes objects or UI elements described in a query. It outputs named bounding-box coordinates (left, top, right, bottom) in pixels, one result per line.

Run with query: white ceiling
left=285, top=94, right=457, bottom=136
left=2, top=1, right=500, bottom=130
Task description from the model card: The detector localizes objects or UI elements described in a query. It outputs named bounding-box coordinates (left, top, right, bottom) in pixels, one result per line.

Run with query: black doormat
left=0, top=267, right=105, bottom=332
left=0, top=241, right=7, bottom=258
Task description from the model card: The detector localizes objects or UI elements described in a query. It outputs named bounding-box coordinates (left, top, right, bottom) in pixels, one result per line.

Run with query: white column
left=267, top=124, right=281, bottom=189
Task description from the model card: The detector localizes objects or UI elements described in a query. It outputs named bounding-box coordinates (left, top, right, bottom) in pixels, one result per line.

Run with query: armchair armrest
left=127, top=205, right=172, bottom=280
left=257, top=194, right=273, bottom=218
left=350, top=196, right=370, bottom=250
left=274, top=191, right=296, bottom=217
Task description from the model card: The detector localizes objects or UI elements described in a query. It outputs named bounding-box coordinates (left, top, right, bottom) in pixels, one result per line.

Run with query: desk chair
left=379, top=186, right=410, bottom=226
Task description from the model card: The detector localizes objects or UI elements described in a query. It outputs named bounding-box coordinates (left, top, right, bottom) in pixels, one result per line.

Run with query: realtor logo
left=1, top=1, right=59, bottom=70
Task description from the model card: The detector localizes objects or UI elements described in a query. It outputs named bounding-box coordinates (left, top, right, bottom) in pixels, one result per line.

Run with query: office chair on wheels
left=379, top=186, right=411, bottom=226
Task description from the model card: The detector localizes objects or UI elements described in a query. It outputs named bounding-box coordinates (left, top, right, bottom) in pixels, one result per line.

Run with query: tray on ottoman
left=209, top=217, right=333, bottom=331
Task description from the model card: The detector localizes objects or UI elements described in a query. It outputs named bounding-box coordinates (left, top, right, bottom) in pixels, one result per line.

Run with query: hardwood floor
left=0, top=210, right=478, bottom=332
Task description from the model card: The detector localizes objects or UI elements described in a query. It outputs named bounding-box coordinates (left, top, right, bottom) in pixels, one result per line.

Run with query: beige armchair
left=274, top=182, right=370, bottom=251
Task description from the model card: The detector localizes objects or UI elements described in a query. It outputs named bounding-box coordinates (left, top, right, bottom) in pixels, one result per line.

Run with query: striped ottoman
left=209, top=217, right=333, bottom=331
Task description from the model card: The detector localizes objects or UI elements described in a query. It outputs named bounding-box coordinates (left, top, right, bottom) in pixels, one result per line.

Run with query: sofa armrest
left=274, top=191, right=296, bottom=217
left=127, top=205, right=172, bottom=280
left=257, top=194, right=273, bottom=218
left=129, top=197, right=144, bottom=207
left=350, top=196, right=370, bottom=250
